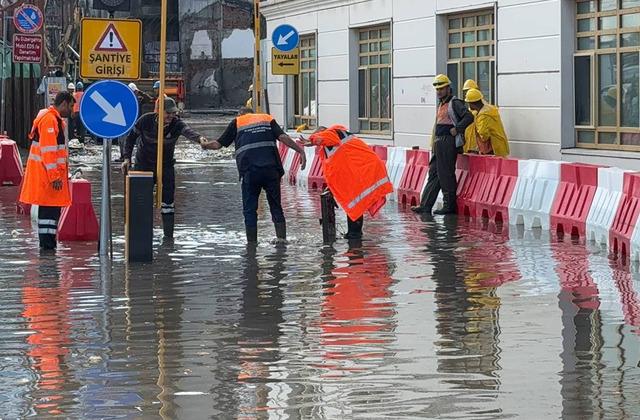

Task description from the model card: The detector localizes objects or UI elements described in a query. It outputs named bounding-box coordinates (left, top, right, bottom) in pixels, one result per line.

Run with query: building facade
left=261, top=0, right=640, bottom=169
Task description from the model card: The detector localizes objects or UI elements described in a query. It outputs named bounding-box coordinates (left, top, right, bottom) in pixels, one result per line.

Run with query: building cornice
left=260, top=0, right=354, bottom=19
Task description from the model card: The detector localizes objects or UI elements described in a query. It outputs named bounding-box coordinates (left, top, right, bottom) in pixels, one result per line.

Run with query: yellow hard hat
left=433, top=74, right=451, bottom=88
left=465, top=88, right=484, bottom=103
left=248, top=84, right=254, bottom=92
left=463, top=79, right=479, bottom=91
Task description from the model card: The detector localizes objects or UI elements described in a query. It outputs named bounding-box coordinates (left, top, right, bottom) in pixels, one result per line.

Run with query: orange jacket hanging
left=309, top=125, right=393, bottom=221
left=20, top=107, right=71, bottom=207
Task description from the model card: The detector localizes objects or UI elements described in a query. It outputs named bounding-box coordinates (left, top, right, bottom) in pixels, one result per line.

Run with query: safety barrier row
left=280, top=142, right=640, bottom=262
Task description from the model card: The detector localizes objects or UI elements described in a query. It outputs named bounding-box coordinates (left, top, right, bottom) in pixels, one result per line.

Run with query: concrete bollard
left=126, top=171, right=154, bottom=262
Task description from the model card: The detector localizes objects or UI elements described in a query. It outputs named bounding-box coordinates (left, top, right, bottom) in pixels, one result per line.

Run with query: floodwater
left=1, top=139, right=640, bottom=419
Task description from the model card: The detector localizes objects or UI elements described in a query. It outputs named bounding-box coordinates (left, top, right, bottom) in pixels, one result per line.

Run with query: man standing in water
left=121, top=97, right=209, bottom=239
left=203, top=107, right=306, bottom=244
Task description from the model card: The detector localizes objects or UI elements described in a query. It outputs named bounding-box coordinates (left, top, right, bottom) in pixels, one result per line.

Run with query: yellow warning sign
left=272, top=48, right=300, bottom=76
left=81, top=18, right=142, bottom=80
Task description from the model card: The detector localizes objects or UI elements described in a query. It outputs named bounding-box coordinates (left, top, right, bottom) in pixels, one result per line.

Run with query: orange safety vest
left=19, top=106, right=71, bottom=207
left=72, top=91, right=83, bottom=113
left=310, top=125, right=393, bottom=221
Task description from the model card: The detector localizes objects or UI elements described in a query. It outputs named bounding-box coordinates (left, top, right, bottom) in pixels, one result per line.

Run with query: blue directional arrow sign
left=272, top=24, right=299, bottom=52
left=80, top=80, right=139, bottom=139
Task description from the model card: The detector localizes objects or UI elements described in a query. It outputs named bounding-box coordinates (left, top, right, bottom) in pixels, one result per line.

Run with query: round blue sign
left=80, top=80, right=139, bottom=139
left=14, top=4, right=43, bottom=34
left=272, top=24, right=299, bottom=52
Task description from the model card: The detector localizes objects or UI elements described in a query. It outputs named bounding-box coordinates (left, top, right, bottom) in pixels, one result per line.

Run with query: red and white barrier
left=397, top=149, right=429, bottom=207
left=0, top=138, right=24, bottom=186
left=508, top=160, right=561, bottom=230
left=307, top=146, right=326, bottom=190
left=295, top=147, right=316, bottom=189
left=586, top=167, right=629, bottom=247
left=386, top=147, right=408, bottom=202
left=58, top=179, right=99, bottom=242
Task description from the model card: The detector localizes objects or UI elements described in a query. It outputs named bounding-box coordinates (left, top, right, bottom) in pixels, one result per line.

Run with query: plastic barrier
left=16, top=200, right=31, bottom=215
left=296, top=147, right=317, bottom=189
left=286, top=151, right=302, bottom=185
left=609, top=173, right=640, bottom=260
left=474, top=157, right=519, bottom=225
left=550, top=163, right=601, bottom=239
left=508, top=159, right=561, bottom=230
left=0, top=138, right=24, bottom=186
left=278, top=142, right=288, bottom=163
left=308, top=146, right=326, bottom=190
left=457, top=154, right=490, bottom=217
left=372, top=145, right=388, bottom=162
left=397, top=149, right=429, bottom=207
left=58, top=179, right=99, bottom=242
left=586, top=167, right=629, bottom=247
left=282, top=147, right=297, bottom=184
left=386, top=147, right=408, bottom=202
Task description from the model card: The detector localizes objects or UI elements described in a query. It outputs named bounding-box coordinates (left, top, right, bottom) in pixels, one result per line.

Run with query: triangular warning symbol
left=95, top=23, right=127, bottom=52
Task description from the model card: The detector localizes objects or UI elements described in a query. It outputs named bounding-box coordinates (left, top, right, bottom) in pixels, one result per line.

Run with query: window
left=294, top=35, right=317, bottom=129
left=575, top=0, right=640, bottom=150
left=447, top=11, right=495, bottom=103
left=358, top=25, right=392, bottom=133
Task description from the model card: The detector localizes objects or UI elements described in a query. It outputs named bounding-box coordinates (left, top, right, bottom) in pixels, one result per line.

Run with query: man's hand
left=121, top=158, right=131, bottom=175
left=450, top=127, right=458, bottom=137
left=202, top=140, right=222, bottom=151
left=51, top=179, right=63, bottom=191
left=299, top=150, right=307, bottom=170
left=299, top=135, right=312, bottom=147
left=198, top=136, right=209, bottom=148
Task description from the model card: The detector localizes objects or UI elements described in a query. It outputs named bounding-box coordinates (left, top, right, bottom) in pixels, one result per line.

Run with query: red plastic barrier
left=609, top=173, right=640, bottom=258
left=475, top=157, right=519, bottom=225
left=278, top=142, right=288, bottom=163
left=0, top=138, right=24, bottom=186
left=397, top=149, right=429, bottom=207
left=308, top=147, right=325, bottom=190
left=288, top=151, right=302, bottom=185
left=553, top=242, right=600, bottom=311
left=550, top=163, right=601, bottom=238
left=372, top=145, right=387, bottom=162
left=456, top=154, right=491, bottom=217
left=58, top=179, right=99, bottom=242
left=455, top=154, right=470, bottom=205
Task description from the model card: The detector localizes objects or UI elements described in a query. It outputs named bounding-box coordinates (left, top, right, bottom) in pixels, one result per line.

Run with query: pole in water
left=320, top=189, right=337, bottom=244
left=253, top=0, right=261, bottom=112
left=155, top=0, right=168, bottom=208
left=1, top=13, right=8, bottom=134
left=125, top=171, right=154, bottom=262
left=99, top=138, right=112, bottom=258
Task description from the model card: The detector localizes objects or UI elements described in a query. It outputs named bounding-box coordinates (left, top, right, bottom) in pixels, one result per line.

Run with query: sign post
left=156, top=0, right=168, bottom=209
left=79, top=80, right=139, bottom=258
left=271, top=24, right=300, bottom=76
left=80, top=18, right=142, bottom=80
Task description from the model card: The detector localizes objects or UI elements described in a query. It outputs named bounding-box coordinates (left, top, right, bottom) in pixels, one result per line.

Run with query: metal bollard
left=125, top=171, right=154, bottom=262
left=320, top=189, right=336, bottom=244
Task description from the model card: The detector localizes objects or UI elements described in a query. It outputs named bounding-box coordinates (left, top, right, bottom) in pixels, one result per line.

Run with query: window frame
left=357, top=25, right=393, bottom=135
left=293, top=34, right=317, bottom=130
left=575, top=0, right=640, bottom=151
left=446, top=10, right=496, bottom=103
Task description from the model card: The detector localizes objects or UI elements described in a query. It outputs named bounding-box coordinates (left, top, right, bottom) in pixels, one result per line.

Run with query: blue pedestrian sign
left=13, top=4, right=43, bottom=34
left=272, top=24, right=299, bottom=52
left=80, top=80, right=139, bottom=139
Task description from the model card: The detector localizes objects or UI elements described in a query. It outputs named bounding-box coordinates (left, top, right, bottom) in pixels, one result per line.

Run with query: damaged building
left=130, top=0, right=254, bottom=109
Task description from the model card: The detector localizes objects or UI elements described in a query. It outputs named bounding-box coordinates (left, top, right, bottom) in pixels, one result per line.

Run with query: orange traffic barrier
left=475, top=157, right=519, bottom=225
left=609, top=173, right=640, bottom=259
left=397, top=149, right=429, bottom=207
left=308, top=147, right=326, bottom=190
left=58, top=179, right=99, bottom=241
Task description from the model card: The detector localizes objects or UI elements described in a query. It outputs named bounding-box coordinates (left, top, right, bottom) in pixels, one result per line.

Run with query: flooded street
left=1, top=138, right=640, bottom=418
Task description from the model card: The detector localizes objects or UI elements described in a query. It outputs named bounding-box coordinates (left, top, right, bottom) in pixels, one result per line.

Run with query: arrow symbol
left=277, top=30, right=295, bottom=46
left=90, top=91, right=127, bottom=127
left=278, top=62, right=295, bottom=67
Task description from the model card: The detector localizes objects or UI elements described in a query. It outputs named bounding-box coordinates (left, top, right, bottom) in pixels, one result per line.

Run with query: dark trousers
left=135, top=163, right=176, bottom=215
left=38, top=206, right=61, bottom=250
left=420, top=135, right=459, bottom=211
left=241, top=167, right=285, bottom=229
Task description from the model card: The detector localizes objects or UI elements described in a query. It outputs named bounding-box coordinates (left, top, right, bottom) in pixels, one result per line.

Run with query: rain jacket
left=19, top=106, right=71, bottom=207
left=309, top=125, right=393, bottom=222
left=474, top=104, right=510, bottom=157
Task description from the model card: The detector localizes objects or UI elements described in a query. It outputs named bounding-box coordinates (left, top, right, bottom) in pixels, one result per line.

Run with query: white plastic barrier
left=508, top=159, right=561, bottom=230
left=386, top=147, right=408, bottom=202
left=586, top=167, right=629, bottom=247
left=296, top=147, right=316, bottom=189
left=281, top=147, right=295, bottom=183
left=630, top=221, right=640, bottom=262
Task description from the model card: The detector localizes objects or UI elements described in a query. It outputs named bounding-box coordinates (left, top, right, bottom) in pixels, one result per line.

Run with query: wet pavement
left=1, top=137, right=640, bottom=418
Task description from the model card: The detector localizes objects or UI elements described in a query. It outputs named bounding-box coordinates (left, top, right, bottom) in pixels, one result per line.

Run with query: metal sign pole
left=155, top=0, right=167, bottom=208
left=99, top=138, right=112, bottom=258
left=254, top=0, right=261, bottom=113
left=1, top=14, right=9, bottom=134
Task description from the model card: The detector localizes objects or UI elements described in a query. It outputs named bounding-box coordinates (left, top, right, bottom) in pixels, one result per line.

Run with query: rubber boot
left=344, top=217, right=363, bottom=240
left=246, top=226, right=258, bottom=244
left=434, top=193, right=457, bottom=215
left=274, top=222, right=287, bottom=245
left=162, top=214, right=175, bottom=238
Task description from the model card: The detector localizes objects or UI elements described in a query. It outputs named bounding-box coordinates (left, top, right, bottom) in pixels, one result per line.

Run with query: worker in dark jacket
left=121, top=97, right=208, bottom=238
left=412, top=74, right=474, bottom=215
left=203, top=107, right=307, bottom=244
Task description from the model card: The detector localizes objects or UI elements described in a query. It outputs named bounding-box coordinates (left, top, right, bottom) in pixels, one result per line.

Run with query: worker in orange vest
left=71, top=82, right=85, bottom=142
left=304, top=125, right=393, bottom=239
left=202, top=107, right=306, bottom=244
left=20, top=91, right=75, bottom=251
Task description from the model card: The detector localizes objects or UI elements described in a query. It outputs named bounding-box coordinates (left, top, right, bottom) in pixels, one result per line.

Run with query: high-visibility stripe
left=161, top=208, right=175, bottom=214
left=161, top=203, right=175, bottom=214
left=29, top=154, right=42, bottom=162
left=235, top=141, right=277, bottom=156
left=57, top=158, right=67, bottom=165
left=31, top=141, right=40, bottom=147
left=237, top=122, right=271, bottom=133
left=347, top=176, right=391, bottom=209
left=38, top=219, right=58, bottom=226
left=38, top=228, right=57, bottom=235
left=41, top=145, right=60, bottom=153
left=45, top=163, right=58, bottom=170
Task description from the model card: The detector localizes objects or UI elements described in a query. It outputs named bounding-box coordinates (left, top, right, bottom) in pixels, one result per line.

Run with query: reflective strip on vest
left=237, top=121, right=271, bottom=133
left=41, top=145, right=61, bottom=153
left=29, top=154, right=42, bottom=162
left=325, top=131, right=354, bottom=158
left=39, top=219, right=58, bottom=226
left=235, top=141, right=277, bottom=156
left=38, top=228, right=57, bottom=235
left=56, top=158, right=67, bottom=165
left=347, top=176, right=391, bottom=209
left=45, top=163, right=58, bottom=170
